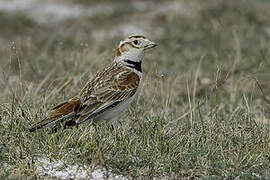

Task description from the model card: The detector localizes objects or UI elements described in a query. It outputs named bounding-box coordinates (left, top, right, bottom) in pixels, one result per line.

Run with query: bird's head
left=115, top=35, right=157, bottom=62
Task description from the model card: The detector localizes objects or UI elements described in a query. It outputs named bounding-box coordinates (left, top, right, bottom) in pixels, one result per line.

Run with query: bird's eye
left=133, top=40, right=139, bottom=45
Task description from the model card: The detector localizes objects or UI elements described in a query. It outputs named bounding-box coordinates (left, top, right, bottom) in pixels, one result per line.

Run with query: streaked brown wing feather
left=80, top=62, right=139, bottom=103
left=48, top=98, right=81, bottom=118
left=75, top=63, right=139, bottom=123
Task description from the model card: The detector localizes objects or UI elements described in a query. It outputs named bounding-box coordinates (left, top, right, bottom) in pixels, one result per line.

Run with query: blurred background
left=0, top=0, right=269, bottom=101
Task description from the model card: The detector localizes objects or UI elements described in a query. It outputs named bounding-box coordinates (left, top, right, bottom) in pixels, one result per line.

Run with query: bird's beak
left=145, top=41, right=157, bottom=50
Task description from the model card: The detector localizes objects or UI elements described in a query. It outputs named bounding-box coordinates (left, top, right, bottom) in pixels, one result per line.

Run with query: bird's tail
left=28, top=117, right=61, bottom=132
left=28, top=98, right=80, bottom=132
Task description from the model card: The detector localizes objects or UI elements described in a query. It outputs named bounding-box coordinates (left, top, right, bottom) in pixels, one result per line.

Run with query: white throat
left=115, top=49, right=145, bottom=63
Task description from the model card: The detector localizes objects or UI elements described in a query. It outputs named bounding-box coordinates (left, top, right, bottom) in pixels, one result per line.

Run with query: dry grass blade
left=45, top=77, right=73, bottom=102
left=34, top=69, right=56, bottom=95
left=254, top=78, right=270, bottom=107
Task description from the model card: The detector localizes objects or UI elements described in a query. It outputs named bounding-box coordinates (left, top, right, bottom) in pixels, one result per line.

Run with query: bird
left=28, top=35, right=157, bottom=132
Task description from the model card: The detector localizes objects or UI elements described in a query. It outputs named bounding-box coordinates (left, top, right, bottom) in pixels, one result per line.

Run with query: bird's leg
left=64, top=120, right=77, bottom=129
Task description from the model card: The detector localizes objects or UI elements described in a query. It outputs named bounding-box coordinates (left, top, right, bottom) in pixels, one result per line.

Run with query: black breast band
left=124, top=59, right=142, bottom=72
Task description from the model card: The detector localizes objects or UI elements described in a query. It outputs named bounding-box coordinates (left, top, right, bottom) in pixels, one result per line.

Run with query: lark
left=29, top=35, right=157, bottom=132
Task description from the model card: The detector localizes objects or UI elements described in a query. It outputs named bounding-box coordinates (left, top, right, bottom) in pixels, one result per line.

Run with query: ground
left=0, top=0, right=270, bottom=179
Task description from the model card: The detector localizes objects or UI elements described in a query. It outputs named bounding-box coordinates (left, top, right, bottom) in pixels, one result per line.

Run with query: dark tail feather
left=28, top=112, right=76, bottom=132
left=28, top=117, right=59, bottom=132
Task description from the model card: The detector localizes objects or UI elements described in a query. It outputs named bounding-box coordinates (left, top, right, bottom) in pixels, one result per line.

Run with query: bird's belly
left=97, top=96, right=135, bottom=122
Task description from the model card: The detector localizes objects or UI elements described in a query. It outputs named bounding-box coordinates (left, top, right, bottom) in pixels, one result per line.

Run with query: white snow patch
left=36, top=157, right=127, bottom=180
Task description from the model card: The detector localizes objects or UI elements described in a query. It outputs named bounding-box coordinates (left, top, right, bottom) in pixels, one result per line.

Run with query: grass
left=1, top=0, right=270, bottom=179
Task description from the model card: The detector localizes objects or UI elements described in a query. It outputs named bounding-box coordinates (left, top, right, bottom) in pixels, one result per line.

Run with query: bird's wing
left=75, top=65, right=140, bottom=124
